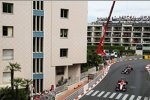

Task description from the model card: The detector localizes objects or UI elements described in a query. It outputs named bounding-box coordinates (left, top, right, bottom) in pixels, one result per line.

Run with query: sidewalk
left=56, top=67, right=108, bottom=100
left=56, top=79, right=88, bottom=100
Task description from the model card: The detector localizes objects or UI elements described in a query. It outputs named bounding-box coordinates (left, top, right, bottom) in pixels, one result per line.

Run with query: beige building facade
left=0, top=1, right=87, bottom=94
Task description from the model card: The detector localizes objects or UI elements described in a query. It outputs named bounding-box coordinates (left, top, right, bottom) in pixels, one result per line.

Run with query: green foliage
left=81, top=45, right=103, bottom=72
left=7, top=62, right=21, bottom=71
left=7, top=62, right=21, bottom=91
left=0, top=87, right=28, bottom=100
left=56, top=77, right=68, bottom=87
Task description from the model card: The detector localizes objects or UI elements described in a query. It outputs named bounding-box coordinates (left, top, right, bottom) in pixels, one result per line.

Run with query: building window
left=60, top=48, right=68, bottom=57
left=33, top=79, right=43, bottom=93
left=3, top=49, right=14, bottom=60
left=33, top=1, right=44, bottom=10
left=56, top=66, right=64, bottom=75
left=3, top=72, right=11, bottom=83
left=61, top=9, right=69, bottom=18
left=60, top=29, right=68, bottom=38
left=3, top=2, right=13, bottom=13
left=33, top=58, right=43, bottom=73
left=33, top=37, right=43, bottom=53
left=3, top=26, right=13, bottom=37
left=33, top=16, right=44, bottom=32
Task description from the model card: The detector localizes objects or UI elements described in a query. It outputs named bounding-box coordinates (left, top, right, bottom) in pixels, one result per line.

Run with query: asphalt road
left=80, top=59, right=150, bottom=100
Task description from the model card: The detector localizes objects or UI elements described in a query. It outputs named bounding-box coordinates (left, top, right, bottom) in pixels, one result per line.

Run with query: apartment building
left=88, top=16, right=150, bottom=50
left=0, top=1, right=87, bottom=94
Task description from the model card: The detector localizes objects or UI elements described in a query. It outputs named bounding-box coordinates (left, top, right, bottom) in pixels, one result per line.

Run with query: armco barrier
left=65, top=87, right=84, bottom=100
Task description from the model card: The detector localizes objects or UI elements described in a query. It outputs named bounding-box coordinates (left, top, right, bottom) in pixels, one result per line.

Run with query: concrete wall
left=0, top=1, right=32, bottom=85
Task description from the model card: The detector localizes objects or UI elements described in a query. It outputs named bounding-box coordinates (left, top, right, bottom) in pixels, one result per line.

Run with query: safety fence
left=33, top=90, right=56, bottom=100
left=64, top=66, right=110, bottom=100
left=55, top=84, right=68, bottom=94
left=80, top=72, right=88, bottom=80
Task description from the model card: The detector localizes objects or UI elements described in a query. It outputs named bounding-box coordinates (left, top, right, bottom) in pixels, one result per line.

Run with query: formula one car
left=121, top=65, right=133, bottom=74
left=115, top=79, right=128, bottom=92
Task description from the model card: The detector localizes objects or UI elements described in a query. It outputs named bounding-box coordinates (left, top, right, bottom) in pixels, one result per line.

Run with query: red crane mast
left=96, top=1, right=116, bottom=56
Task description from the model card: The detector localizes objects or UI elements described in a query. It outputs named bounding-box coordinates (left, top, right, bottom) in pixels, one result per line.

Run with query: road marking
left=129, top=95, right=135, bottom=100
left=103, top=92, right=111, bottom=98
left=86, top=90, right=94, bottom=95
left=109, top=92, right=117, bottom=98
left=144, top=97, right=148, bottom=100
left=122, top=94, right=129, bottom=100
left=136, top=96, right=142, bottom=100
left=97, top=91, right=105, bottom=97
left=91, top=91, right=99, bottom=96
left=115, top=93, right=123, bottom=99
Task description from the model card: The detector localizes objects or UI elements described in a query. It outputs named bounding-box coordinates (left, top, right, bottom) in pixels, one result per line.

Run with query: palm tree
left=22, top=79, right=33, bottom=100
left=7, top=62, right=21, bottom=91
left=13, top=78, right=23, bottom=100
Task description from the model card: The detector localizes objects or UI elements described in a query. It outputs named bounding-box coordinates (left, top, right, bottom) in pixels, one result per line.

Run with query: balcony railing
left=94, top=34, right=101, bottom=36
left=113, top=29, right=122, bottom=31
left=87, top=29, right=93, bottom=31
left=123, top=29, right=132, bottom=31
left=143, top=29, right=150, bottom=31
left=94, top=29, right=102, bottom=31
left=112, top=34, right=121, bottom=37
left=106, top=35, right=111, bottom=37
left=143, top=35, right=150, bottom=37
left=133, top=29, right=142, bottom=31
left=122, top=34, right=131, bottom=37
left=133, top=35, right=141, bottom=37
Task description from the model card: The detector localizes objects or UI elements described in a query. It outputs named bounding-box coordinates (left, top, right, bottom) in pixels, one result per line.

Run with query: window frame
left=2, top=26, right=13, bottom=37
left=3, top=49, right=14, bottom=60
left=60, top=48, right=68, bottom=57
left=60, top=9, right=69, bottom=18
left=60, top=29, right=68, bottom=38
left=2, top=2, right=13, bottom=13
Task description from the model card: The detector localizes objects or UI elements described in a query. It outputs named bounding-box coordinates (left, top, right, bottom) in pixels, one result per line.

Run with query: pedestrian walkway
left=84, top=90, right=150, bottom=100
left=56, top=80, right=88, bottom=100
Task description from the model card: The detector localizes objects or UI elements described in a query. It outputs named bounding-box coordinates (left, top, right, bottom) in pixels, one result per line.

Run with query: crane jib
left=96, top=1, right=116, bottom=56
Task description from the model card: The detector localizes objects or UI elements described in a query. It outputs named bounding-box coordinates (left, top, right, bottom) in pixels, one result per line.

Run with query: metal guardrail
left=65, top=87, right=84, bottom=100
left=55, top=84, right=68, bottom=94
left=80, top=72, right=88, bottom=80
left=67, top=77, right=79, bottom=86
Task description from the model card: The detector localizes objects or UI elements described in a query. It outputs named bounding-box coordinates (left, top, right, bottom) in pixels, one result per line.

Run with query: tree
left=7, top=62, right=21, bottom=91
left=13, top=78, right=24, bottom=100
left=22, top=79, right=33, bottom=100
left=81, top=46, right=103, bottom=72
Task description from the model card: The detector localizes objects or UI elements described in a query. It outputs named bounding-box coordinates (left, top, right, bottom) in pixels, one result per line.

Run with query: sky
left=88, top=1, right=150, bottom=22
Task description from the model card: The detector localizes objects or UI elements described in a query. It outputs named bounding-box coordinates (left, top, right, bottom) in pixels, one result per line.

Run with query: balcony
left=87, top=29, right=93, bottom=31
left=87, top=32, right=92, bottom=36
left=94, top=27, right=102, bottom=31
left=113, top=29, right=122, bottom=31
left=143, top=34, right=150, bottom=37
left=87, top=38, right=91, bottom=42
left=143, top=27, right=150, bottom=32
left=94, top=32, right=101, bottom=36
left=112, top=34, right=121, bottom=37
left=106, top=27, right=112, bottom=31
left=133, top=29, right=142, bottom=32
left=133, top=34, right=141, bottom=37
left=123, top=27, right=132, bottom=31
left=122, top=40, right=130, bottom=43
left=113, top=39, right=120, bottom=42
left=104, top=39, right=111, bottom=42
left=94, top=38, right=100, bottom=42
left=132, top=40, right=141, bottom=43
left=122, top=34, right=131, bottom=37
